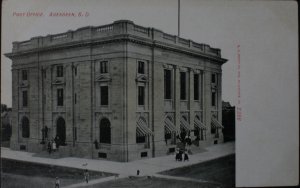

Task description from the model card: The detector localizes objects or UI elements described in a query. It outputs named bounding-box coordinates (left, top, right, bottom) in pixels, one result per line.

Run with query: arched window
left=56, top=117, right=66, bottom=145
left=100, top=118, right=111, bottom=144
left=21, top=117, right=30, bottom=138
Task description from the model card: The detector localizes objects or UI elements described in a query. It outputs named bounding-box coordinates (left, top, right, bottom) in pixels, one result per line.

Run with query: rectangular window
left=22, top=91, right=28, bottom=107
left=164, top=69, right=172, bottom=99
left=138, top=86, right=145, bottom=105
left=57, top=66, right=64, bottom=77
left=136, top=136, right=146, bottom=143
left=100, top=86, right=109, bottom=105
left=211, top=73, right=216, bottom=84
left=74, top=93, right=77, bottom=104
left=194, top=74, right=199, bottom=100
left=100, top=61, right=108, bottom=73
left=141, top=151, right=148, bottom=157
left=98, top=152, right=107, bottom=158
left=212, top=91, right=216, bottom=107
left=22, top=70, right=28, bottom=80
left=57, top=89, right=64, bottom=106
left=180, top=72, right=186, bottom=100
left=138, top=61, right=145, bottom=74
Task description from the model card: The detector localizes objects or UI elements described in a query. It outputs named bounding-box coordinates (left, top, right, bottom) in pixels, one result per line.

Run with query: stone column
left=189, top=68, right=194, bottom=137
left=174, top=66, right=181, bottom=135
left=204, top=70, right=212, bottom=140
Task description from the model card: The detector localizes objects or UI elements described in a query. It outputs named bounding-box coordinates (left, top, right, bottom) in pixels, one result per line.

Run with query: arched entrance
left=100, top=118, right=111, bottom=144
left=21, top=116, right=30, bottom=138
left=56, top=117, right=66, bottom=145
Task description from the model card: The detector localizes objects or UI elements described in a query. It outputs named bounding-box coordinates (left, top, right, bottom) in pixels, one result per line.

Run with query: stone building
left=5, top=20, right=227, bottom=162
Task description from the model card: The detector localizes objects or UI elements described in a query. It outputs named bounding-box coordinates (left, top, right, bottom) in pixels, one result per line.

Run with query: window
left=100, top=86, right=108, bottom=105
left=194, top=74, right=199, bottom=100
left=165, top=133, right=171, bottom=140
left=57, top=66, right=64, bottom=77
left=212, top=91, right=216, bottom=107
left=138, top=61, right=145, bottom=74
left=141, top=152, right=148, bottom=157
left=57, top=89, right=64, bottom=106
left=100, top=61, right=108, bottom=73
left=21, top=117, right=29, bottom=138
left=74, top=93, right=77, bottom=104
left=22, top=70, right=28, bottom=80
left=136, top=135, right=146, bottom=143
left=180, top=72, right=186, bottom=100
left=164, top=69, right=172, bottom=99
left=98, top=152, right=107, bottom=158
left=22, top=91, right=28, bottom=107
left=211, top=126, right=216, bottom=134
left=100, top=118, right=111, bottom=144
left=138, top=86, right=145, bottom=105
left=211, top=73, right=216, bottom=84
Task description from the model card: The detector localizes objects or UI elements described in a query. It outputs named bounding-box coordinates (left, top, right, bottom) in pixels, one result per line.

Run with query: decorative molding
left=135, top=74, right=148, bottom=83
left=178, top=66, right=188, bottom=72
left=19, top=81, right=29, bottom=88
left=162, top=64, right=174, bottom=69
left=95, top=74, right=112, bottom=82
left=52, top=79, right=65, bottom=85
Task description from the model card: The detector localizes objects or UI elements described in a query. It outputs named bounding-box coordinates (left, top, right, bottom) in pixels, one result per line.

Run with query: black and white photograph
left=1, top=0, right=298, bottom=187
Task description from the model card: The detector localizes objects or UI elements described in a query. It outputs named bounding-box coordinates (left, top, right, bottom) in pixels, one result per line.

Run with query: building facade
left=5, top=20, right=227, bottom=162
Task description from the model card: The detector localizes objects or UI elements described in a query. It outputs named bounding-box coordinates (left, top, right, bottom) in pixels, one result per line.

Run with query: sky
left=1, top=0, right=298, bottom=186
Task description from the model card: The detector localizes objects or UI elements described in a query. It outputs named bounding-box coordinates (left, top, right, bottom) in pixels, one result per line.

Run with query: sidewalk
left=1, top=142, right=234, bottom=177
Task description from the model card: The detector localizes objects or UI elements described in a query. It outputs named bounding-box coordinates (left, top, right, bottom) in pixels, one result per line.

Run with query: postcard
left=1, top=0, right=298, bottom=187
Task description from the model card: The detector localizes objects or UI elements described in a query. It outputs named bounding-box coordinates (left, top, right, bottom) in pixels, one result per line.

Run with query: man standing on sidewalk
left=55, top=177, right=60, bottom=188
left=84, top=169, right=89, bottom=183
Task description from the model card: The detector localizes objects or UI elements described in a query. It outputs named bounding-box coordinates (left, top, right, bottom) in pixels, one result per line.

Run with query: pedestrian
left=184, top=151, right=189, bottom=161
left=84, top=169, right=89, bottom=183
left=47, top=141, right=52, bottom=154
left=137, top=169, right=140, bottom=176
left=175, top=149, right=179, bottom=161
left=52, top=140, right=57, bottom=152
left=179, top=150, right=183, bottom=161
left=54, top=135, right=60, bottom=149
left=55, top=177, right=60, bottom=188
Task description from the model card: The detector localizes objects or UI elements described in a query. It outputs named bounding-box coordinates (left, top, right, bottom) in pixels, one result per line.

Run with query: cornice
left=5, top=34, right=227, bottom=65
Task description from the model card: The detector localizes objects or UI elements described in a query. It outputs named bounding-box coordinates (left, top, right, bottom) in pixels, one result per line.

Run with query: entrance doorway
left=56, top=117, right=66, bottom=145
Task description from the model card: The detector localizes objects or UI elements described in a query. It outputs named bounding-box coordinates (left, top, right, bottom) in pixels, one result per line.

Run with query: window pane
left=194, top=74, right=199, bottom=100
left=57, top=89, right=64, bottom=106
left=22, top=91, right=28, bottom=107
left=212, top=91, right=216, bottom=106
left=22, top=70, right=28, bottom=80
left=164, top=69, right=172, bottom=99
left=211, top=74, right=216, bottom=84
left=101, top=86, right=108, bottom=105
left=136, top=136, right=146, bottom=143
left=100, top=61, right=108, bottom=73
left=180, top=72, right=186, bottom=100
left=138, top=61, right=144, bottom=74
left=138, top=86, right=145, bottom=105
left=57, top=66, right=63, bottom=77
